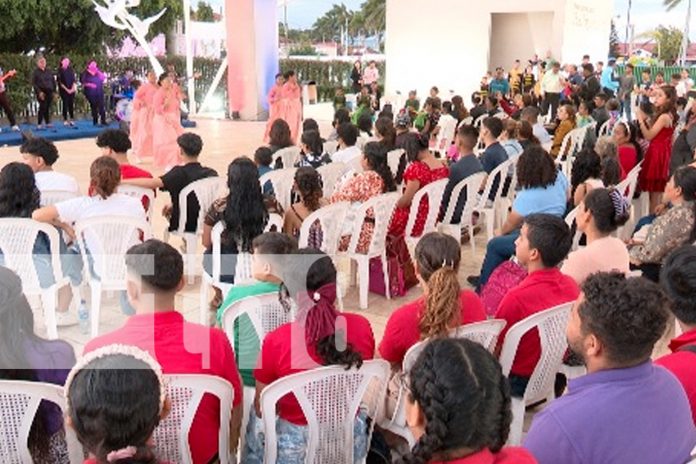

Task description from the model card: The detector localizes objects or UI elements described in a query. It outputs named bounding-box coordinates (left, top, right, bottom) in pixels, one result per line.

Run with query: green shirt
left=217, top=281, right=281, bottom=387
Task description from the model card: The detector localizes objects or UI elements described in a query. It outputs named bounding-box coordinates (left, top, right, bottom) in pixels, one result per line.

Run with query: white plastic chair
left=299, top=202, right=350, bottom=255
left=458, top=116, right=473, bottom=128
left=259, top=360, right=390, bottom=464
left=381, top=320, right=507, bottom=446
left=153, top=374, right=235, bottom=464
left=564, top=205, right=583, bottom=251
left=473, top=114, right=487, bottom=128
left=498, top=302, right=573, bottom=445
left=317, top=162, right=349, bottom=198
left=74, top=216, right=152, bottom=337
left=259, top=168, right=297, bottom=211
left=404, top=178, right=448, bottom=259
left=274, top=146, right=301, bottom=169
left=387, top=149, right=405, bottom=179
left=323, top=140, right=339, bottom=156
left=496, top=154, right=521, bottom=228
left=266, top=212, right=283, bottom=233
left=439, top=172, right=486, bottom=255
left=39, top=189, right=78, bottom=207
left=117, top=185, right=156, bottom=222
left=598, top=119, right=612, bottom=137
left=474, top=158, right=515, bottom=241
left=615, top=162, right=643, bottom=239
left=220, top=292, right=297, bottom=454
left=344, top=192, right=400, bottom=310
left=0, top=380, right=83, bottom=463
left=0, top=219, right=69, bottom=339
left=162, top=176, right=224, bottom=283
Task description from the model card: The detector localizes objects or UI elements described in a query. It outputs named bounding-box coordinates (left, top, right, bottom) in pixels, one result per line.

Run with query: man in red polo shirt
left=84, top=239, right=243, bottom=463
left=495, top=213, right=579, bottom=396
left=655, top=245, right=696, bottom=424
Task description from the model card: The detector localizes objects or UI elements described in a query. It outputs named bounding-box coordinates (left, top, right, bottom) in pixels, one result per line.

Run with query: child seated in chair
left=216, top=232, right=298, bottom=388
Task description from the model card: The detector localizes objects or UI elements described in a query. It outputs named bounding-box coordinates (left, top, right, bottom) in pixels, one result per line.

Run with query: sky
left=207, top=0, right=691, bottom=39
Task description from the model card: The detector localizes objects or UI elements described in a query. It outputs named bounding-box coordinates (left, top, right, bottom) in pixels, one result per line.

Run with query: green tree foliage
left=640, top=25, right=686, bottom=63
left=194, top=1, right=215, bottom=22
left=0, top=0, right=182, bottom=54
left=609, top=20, right=621, bottom=58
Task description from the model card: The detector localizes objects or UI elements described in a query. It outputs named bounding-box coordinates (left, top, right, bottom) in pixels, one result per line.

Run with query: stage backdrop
left=385, top=0, right=613, bottom=100
left=226, top=0, right=279, bottom=120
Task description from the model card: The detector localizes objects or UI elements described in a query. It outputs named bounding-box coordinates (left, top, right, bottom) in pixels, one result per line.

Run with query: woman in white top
left=561, top=188, right=631, bottom=284
left=570, top=148, right=605, bottom=206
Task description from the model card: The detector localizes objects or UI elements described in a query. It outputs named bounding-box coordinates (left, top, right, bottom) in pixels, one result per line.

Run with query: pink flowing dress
left=130, top=82, right=157, bottom=159
left=280, top=81, right=302, bottom=143
left=264, top=84, right=284, bottom=142
left=152, top=87, right=184, bottom=169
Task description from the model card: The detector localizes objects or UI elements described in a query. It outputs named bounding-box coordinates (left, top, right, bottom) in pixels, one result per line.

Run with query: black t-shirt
left=160, top=162, right=218, bottom=232
left=442, top=154, right=484, bottom=223
left=480, top=142, right=508, bottom=201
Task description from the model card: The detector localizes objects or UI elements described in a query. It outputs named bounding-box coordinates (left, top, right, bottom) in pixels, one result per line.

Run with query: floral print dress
left=331, top=171, right=385, bottom=253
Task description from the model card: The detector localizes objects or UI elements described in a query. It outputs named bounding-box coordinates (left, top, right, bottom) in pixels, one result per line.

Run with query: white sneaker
left=11, top=125, right=19, bottom=131
left=56, top=311, right=79, bottom=327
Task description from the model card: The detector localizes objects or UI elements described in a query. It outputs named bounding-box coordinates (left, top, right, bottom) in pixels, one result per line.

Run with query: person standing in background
left=280, top=70, right=302, bottom=143
left=57, top=57, right=77, bottom=127
left=130, top=70, right=159, bottom=162
left=32, top=56, right=55, bottom=130
left=81, top=61, right=107, bottom=126
left=350, top=60, right=362, bottom=94
left=152, top=73, right=184, bottom=170
left=541, top=61, right=564, bottom=120
left=619, top=64, right=636, bottom=122
left=601, top=58, right=620, bottom=98
left=362, top=61, right=379, bottom=92
left=0, top=65, right=19, bottom=131
left=264, top=73, right=285, bottom=143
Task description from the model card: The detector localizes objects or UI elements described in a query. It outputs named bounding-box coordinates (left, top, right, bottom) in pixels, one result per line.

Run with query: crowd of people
left=1, top=51, right=696, bottom=464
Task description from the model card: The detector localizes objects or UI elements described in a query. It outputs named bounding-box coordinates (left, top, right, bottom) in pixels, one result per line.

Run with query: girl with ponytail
left=399, top=338, right=536, bottom=464
left=561, top=188, right=631, bottom=285
left=331, top=141, right=397, bottom=253
left=244, top=248, right=375, bottom=463
left=379, top=232, right=486, bottom=415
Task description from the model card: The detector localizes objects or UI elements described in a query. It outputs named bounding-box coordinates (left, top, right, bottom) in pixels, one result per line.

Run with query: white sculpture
left=92, top=0, right=167, bottom=76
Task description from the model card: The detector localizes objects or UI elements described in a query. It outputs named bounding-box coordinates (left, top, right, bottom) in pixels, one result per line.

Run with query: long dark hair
left=0, top=162, right=40, bottom=218
left=398, top=338, right=512, bottom=464
left=396, top=132, right=429, bottom=183
left=269, top=119, right=293, bottom=148
left=614, top=121, right=644, bottom=163
left=294, top=167, right=324, bottom=212
left=516, top=145, right=557, bottom=189
left=363, top=142, right=396, bottom=193
left=415, top=233, right=461, bottom=339
left=0, top=267, right=50, bottom=459
left=283, top=248, right=363, bottom=368
left=655, top=85, right=678, bottom=125
left=67, top=353, right=162, bottom=464
left=570, top=149, right=602, bottom=196
left=583, top=188, right=630, bottom=234
left=672, top=166, right=696, bottom=243
left=222, top=158, right=268, bottom=251
left=375, top=116, right=396, bottom=150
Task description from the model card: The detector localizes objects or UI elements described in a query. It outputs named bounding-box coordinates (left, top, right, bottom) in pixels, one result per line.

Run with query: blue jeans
left=478, top=230, right=520, bottom=291
left=634, top=214, right=656, bottom=234
left=622, top=95, right=632, bottom=121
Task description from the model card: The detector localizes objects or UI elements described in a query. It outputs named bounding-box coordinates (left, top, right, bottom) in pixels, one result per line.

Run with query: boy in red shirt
left=84, top=239, right=243, bottom=463
left=495, top=213, right=579, bottom=396
left=656, top=245, right=696, bottom=424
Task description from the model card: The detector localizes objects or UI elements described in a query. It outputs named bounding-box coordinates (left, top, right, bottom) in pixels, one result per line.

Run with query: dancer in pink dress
left=130, top=71, right=158, bottom=162
left=152, top=73, right=184, bottom=170
left=264, top=73, right=285, bottom=142
left=280, top=70, right=302, bottom=143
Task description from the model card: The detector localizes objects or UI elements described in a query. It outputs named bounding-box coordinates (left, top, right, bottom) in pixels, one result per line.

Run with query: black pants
left=37, top=90, right=53, bottom=125
left=86, top=93, right=106, bottom=125
left=0, top=91, right=16, bottom=126
left=60, top=91, right=74, bottom=121
left=542, top=92, right=561, bottom=120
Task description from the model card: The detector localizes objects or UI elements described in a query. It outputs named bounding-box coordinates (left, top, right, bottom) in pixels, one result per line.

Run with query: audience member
left=657, top=245, right=696, bottom=424
left=500, top=119, right=523, bottom=159
left=374, top=116, right=396, bottom=151
left=333, top=122, right=362, bottom=165
left=395, top=112, right=412, bottom=149
left=561, top=188, right=630, bottom=284
left=419, top=97, right=442, bottom=138
left=96, top=129, right=151, bottom=180
left=570, top=149, right=604, bottom=206
left=575, top=100, right=594, bottom=128
left=578, top=63, right=601, bottom=103
left=283, top=167, right=328, bottom=241
left=432, top=100, right=457, bottom=147
left=84, top=239, right=243, bottom=464
left=517, top=120, right=540, bottom=150
left=399, top=338, right=537, bottom=464
left=469, top=91, right=487, bottom=121
left=550, top=104, right=576, bottom=158
left=66, top=346, right=167, bottom=464
left=478, top=117, right=508, bottom=202
left=244, top=248, right=375, bottom=462
left=520, top=107, right=551, bottom=145
left=216, top=232, right=297, bottom=387
left=268, top=118, right=294, bottom=156
left=295, top=129, right=331, bottom=169
left=0, top=266, right=76, bottom=462
left=328, top=108, right=351, bottom=142
left=524, top=272, right=696, bottom=463
left=20, top=137, right=79, bottom=194
left=441, top=124, right=484, bottom=223
left=613, top=121, right=641, bottom=177
left=592, top=93, right=609, bottom=135
left=302, top=118, right=320, bottom=136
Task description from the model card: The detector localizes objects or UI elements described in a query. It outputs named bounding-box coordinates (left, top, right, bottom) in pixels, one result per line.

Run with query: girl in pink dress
left=130, top=71, right=158, bottom=162
left=280, top=70, right=302, bottom=143
left=637, top=85, right=677, bottom=214
left=152, top=74, right=184, bottom=170
left=389, top=132, right=449, bottom=237
left=264, top=73, right=285, bottom=142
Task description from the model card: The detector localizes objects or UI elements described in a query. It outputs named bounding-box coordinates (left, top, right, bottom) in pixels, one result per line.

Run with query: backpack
left=480, top=258, right=527, bottom=317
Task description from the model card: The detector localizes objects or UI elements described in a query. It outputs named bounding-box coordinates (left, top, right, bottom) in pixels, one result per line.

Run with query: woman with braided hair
left=379, top=232, right=486, bottom=417
left=399, top=338, right=536, bottom=464
left=283, top=167, right=328, bottom=242
left=561, top=188, right=630, bottom=285
left=243, top=248, right=375, bottom=462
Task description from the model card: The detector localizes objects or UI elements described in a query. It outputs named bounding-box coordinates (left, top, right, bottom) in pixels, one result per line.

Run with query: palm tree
left=664, top=0, right=691, bottom=65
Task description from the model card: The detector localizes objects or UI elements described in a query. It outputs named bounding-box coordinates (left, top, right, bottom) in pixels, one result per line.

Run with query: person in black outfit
left=32, top=56, right=55, bottom=129
left=577, top=63, right=601, bottom=105
left=57, top=57, right=77, bottom=126
left=0, top=66, right=19, bottom=130
left=81, top=61, right=107, bottom=126
left=350, top=60, right=362, bottom=94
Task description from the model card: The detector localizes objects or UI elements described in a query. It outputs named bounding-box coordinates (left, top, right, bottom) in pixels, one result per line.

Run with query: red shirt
left=618, top=145, right=637, bottom=180
left=84, top=311, right=242, bottom=464
left=495, top=268, right=579, bottom=377
left=120, top=164, right=153, bottom=210
left=655, top=328, right=696, bottom=424
left=430, top=447, right=537, bottom=464
left=254, top=313, right=375, bottom=424
left=379, top=290, right=486, bottom=365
